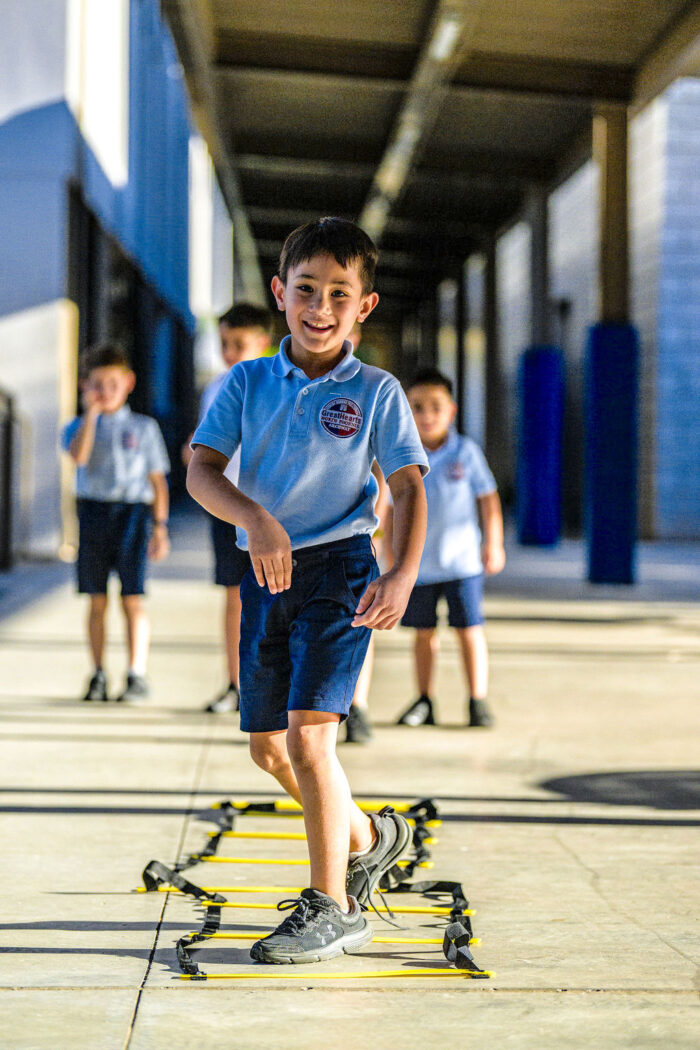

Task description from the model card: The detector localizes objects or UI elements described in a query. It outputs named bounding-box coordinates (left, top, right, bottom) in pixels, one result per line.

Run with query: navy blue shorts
left=209, top=514, right=250, bottom=587
left=77, top=499, right=151, bottom=596
left=239, top=535, right=379, bottom=734
left=401, top=574, right=484, bottom=629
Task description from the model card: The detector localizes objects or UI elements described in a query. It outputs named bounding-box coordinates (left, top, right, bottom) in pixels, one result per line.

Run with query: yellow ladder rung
left=212, top=830, right=308, bottom=841
left=189, top=932, right=481, bottom=946
left=213, top=901, right=473, bottom=915
left=181, top=968, right=492, bottom=981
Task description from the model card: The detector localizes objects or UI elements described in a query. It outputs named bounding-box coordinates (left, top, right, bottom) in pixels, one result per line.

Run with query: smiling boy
left=187, top=217, right=428, bottom=964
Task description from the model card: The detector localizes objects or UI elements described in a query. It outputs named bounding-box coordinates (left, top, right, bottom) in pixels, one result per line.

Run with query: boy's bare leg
left=224, top=586, right=241, bottom=686
left=87, top=594, right=108, bottom=668
left=350, top=635, right=373, bottom=710
left=415, top=627, right=439, bottom=695
left=250, top=721, right=374, bottom=892
left=455, top=624, right=488, bottom=698
left=121, top=595, right=150, bottom=675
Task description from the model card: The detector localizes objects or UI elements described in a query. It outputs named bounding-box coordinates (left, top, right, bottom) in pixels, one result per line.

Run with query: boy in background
left=61, top=344, right=170, bottom=703
left=183, top=304, right=273, bottom=714
left=393, top=368, right=505, bottom=728
left=187, top=217, right=428, bottom=964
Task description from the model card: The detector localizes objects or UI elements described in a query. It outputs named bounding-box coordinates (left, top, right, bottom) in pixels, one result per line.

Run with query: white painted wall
left=0, top=300, right=77, bottom=557
left=0, top=1, right=67, bottom=125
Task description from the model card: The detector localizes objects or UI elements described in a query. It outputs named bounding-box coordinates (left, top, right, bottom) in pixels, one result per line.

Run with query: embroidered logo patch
left=320, top=397, right=363, bottom=438
left=121, top=431, right=137, bottom=451
left=447, top=461, right=465, bottom=481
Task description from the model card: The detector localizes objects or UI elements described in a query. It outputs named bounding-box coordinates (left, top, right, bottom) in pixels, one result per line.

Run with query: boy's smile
left=271, top=254, right=378, bottom=376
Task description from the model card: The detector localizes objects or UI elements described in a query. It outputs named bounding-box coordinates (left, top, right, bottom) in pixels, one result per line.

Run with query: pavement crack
left=553, top=831, right=700, bottom=986
left=121, top=729, right=215, bottom=1049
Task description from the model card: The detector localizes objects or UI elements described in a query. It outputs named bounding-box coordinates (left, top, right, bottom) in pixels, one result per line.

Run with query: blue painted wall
left=0, top=0, right=194, bottom=331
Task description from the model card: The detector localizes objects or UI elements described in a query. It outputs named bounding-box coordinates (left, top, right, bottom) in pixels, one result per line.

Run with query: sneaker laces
left=350, top=864, right=402, bottom=929
left=273, top=895, right=324, bottom=935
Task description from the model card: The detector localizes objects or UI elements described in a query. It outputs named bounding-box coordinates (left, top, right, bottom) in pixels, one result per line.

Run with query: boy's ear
left=449, top=400, right=458, bottom=422
left=270, top=275, right=286, bottom=311
left=125, top=370, right=136, bottom=394
left=356, top=291, right=379, bottom=323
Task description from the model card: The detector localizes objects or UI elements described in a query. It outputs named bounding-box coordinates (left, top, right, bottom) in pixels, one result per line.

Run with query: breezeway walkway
left=0, top=512, right=698, bottom=1049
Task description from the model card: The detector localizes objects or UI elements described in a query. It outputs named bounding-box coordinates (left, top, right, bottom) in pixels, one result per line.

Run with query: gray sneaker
left=250, top=888, right=372, bottom=964
left=346, top=806, right=412, bottom=904
left=115, top=673, right=150, bottom=705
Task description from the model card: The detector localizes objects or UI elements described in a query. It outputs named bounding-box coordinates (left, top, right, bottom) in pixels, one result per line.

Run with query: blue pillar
left=584, top=323, right=639, bottom=583
left=516, top=345, right=565, bottom=546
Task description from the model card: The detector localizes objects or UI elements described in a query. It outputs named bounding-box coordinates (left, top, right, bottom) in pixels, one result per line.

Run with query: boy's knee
left=249, top=736, right=287, bottom=775
left=286, top=724, right=331, bottom=771
left=121, top=594, right=143, bottom=610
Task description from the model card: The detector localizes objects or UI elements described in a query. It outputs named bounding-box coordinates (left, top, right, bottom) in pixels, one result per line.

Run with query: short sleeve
left=145, top=419, right=171, bottom=476
left=371, top=378, right=429, bottom=480
left=466, top=440, right=497, bottom=496
left=60, top=417, right=81, bottom=451
left=191, top=365, right=244, bottom=459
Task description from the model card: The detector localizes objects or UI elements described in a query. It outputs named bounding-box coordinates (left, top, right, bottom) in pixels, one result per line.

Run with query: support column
left=584, top=104, right=639, bottom=583
left=594, top=105, right=629, bottom=324
left=526, top=186, right=550, bottom=345
left=484, top=238, right=509, bottom=486
left=455, top=263, right=467, bottom=434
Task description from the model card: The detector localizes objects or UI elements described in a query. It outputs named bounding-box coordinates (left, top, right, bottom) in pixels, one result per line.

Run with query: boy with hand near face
left=187, top=217, right=428, bottom=964
left=182, top=304, right=273, bottom=714
left=61, top=344, right=170, bottom=704
left=393, top=369, right=505, bottom=729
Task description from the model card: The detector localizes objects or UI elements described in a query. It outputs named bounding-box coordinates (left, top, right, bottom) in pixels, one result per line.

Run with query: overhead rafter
left=359, top=0, right=488, bottom=244
left=161, top=0, right=265, bottom=304
left=633, top=0, right=700, bottom=112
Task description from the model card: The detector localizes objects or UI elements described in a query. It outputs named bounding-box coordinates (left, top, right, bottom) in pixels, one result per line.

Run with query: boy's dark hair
left=79, top=342, right=132, bottom=379
left=218, top=303, right=273, bottom=336
left=278, top=217, right=379, bottom=294
left=407, top=368, right=454, bottom=396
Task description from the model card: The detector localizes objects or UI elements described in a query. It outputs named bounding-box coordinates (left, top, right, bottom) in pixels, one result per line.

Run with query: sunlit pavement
left=1, top=512, right=698, bottom=1050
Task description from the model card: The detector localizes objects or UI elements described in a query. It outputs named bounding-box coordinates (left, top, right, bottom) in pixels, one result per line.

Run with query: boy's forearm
left=478, top=491, right=504, bottom=546
left=150, top=473, right=169, bottom=524
left=389, top=478, right=426, bottom=582
left=68, top=411, right=98, bottom=465
left=186, top=456, right=265, bottom=531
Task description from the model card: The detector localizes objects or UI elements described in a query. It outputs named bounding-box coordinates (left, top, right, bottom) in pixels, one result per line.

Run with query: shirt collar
left=272, top=336, right=362, bottom=383
left=425, top=427, right=459, bottom=457
left=103, top=404, right=132, bottom=422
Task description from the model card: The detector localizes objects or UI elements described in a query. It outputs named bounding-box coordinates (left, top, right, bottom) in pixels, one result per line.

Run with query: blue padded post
left=516, top=345, right=565, bottom=546
left=584, top=323, right=639, bottom=583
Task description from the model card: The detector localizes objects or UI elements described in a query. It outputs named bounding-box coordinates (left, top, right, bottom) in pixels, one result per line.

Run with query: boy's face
left=408, top=383, right=456, bottom=448
left=220, top=324, right=270, bottom=368
left=270, top=254, right=378, bottom=368
left=82, top=365, right=135, bottom=414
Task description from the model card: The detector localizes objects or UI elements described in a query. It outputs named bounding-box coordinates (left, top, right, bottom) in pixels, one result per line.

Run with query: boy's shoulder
left=354, top=360, right=402, bottom=396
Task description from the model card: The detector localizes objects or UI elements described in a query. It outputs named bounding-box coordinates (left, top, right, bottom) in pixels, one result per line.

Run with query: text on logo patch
left=319, top=398, right=363, bottom=438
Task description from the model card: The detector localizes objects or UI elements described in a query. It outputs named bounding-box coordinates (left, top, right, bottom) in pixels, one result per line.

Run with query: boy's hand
left=248, top=509, right=292, bottom=593
left=352, top=568, right=414, bottom=630
left=148, top=525, right=170, bottom=561
left=82, top=384, right=104, bottom=415
left=482, top=542, right=505, bottom=575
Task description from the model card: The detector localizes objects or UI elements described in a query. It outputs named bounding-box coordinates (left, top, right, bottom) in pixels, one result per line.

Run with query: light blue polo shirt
left=417, top=429, right=496, bottom=584
left=61, top=405, right=170, bottom=504
left=192, top=336, right=428, bottom=551
left=199, top=371, right=240, bottom=485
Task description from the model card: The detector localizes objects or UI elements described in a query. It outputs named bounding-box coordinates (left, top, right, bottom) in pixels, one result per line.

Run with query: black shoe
left=346, top=806, right=411, bottom=904
left=116, top=673, right=150, bottom=705
left=82, top=669, right=108, bottom=703
left=396, top=695, right=435, bottom=726
left=250, top=888, right=372, bottom=964
left=204, top=684, right=240, bottom=714
left=469, top=697, right=494, bottom=727
left=345, top=705, right=372, bottom=743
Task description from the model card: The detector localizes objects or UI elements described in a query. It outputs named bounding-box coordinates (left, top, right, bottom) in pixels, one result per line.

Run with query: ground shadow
left=540, top=770, right=700, bottom=811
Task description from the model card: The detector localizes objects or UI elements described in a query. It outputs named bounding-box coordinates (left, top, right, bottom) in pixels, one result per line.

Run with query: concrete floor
left=1, top=519, right=698, bottom=1048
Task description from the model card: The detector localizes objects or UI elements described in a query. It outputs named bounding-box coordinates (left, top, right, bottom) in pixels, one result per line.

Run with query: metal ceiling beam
left=246, top=205, right=486, bottom=244
left=633, top=0, right=700, bottom=112
left=359, top=0, right=488, bottom=244
left=161, top=0, right=266, bottom=305
left=235, top=152, right=538, bottom=190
